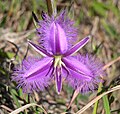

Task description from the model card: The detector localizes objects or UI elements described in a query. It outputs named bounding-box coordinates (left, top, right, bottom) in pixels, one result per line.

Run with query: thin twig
left=0, top=105, right=13, bottom=112
left=90, top=17, right=99, bottom=37
left=103, top=56, right=120, bottom=70
left=9, top=103, right=47, bottom=114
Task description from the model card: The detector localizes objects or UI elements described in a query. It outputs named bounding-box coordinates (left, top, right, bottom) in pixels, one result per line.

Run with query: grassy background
left=0, top=0, right=120, bottom=114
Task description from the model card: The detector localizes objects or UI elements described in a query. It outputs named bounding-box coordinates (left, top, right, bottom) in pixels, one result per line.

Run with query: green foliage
left=91, top=1, right=109, bottom=17
left=10, top=89, right=22, bottom=108
left=103, top=95, right=111, bottom=114
left=101, top=19, right=120, bottom=39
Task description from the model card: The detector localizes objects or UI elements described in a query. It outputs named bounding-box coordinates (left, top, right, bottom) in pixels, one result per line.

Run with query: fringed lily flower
left=12, top=11, right=104, bottom=94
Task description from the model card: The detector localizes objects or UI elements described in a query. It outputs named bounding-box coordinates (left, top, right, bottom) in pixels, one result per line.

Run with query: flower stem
left=46, top=0, right=57, bottom=17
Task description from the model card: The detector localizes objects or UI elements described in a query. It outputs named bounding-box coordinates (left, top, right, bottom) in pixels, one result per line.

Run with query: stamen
left=45, top=62, right=54, bottom=77
left=61, top=61, right=70, bottom=79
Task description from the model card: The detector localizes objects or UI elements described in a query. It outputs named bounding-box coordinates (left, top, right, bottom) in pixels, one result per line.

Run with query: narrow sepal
left=28, top=40, right=52, bottom=57
left=63, top=36, right=90, bottom=56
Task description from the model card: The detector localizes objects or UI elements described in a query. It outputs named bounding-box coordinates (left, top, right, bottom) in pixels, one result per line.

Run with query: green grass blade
left=92, top=82, right=102, bottom=114
left=10, top=89, right=21, bottom=108
left=102, top=95, right=111, bottom=114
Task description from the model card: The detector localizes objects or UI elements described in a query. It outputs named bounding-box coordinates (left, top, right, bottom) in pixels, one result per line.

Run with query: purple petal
left=62, top=56, right=92, bottom=80
left=76, top=54, right=105, bottom=77
left=55, top=67, right=62, bottom=94
left=49, top=22, right=68, bottom=54
left=67, top=75, right=101, bottom=94
left=12, top=57, right=53, bottom=93
left=63, top=36, right=90, bottom=56
left=24, top=57, right=53, bottom=78
left=64, top=54, right=105, bottom=94
left=28, top=40, right=52, bottom=57
left=37, top=11, right=78, bottom=53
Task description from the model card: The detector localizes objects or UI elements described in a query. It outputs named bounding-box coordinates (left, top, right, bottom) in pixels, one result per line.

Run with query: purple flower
left=12, top=11, right=104, bottom=94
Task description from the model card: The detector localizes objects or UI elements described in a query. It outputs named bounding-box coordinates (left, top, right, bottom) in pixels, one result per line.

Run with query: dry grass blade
left=0, top=105, right=13, bottom=112
left=76, top=85, right=120, bottom=114
left=9, top=103, right=47, bottom=114
left=103, top=56, right=120, bottom=70
left=67, top=89, right=79, bottom=109
left=0, top=29, right=35, bottom=43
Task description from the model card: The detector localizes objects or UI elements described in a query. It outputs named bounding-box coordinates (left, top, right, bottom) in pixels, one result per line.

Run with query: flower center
left=54, top=55, right=62, bottom=68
